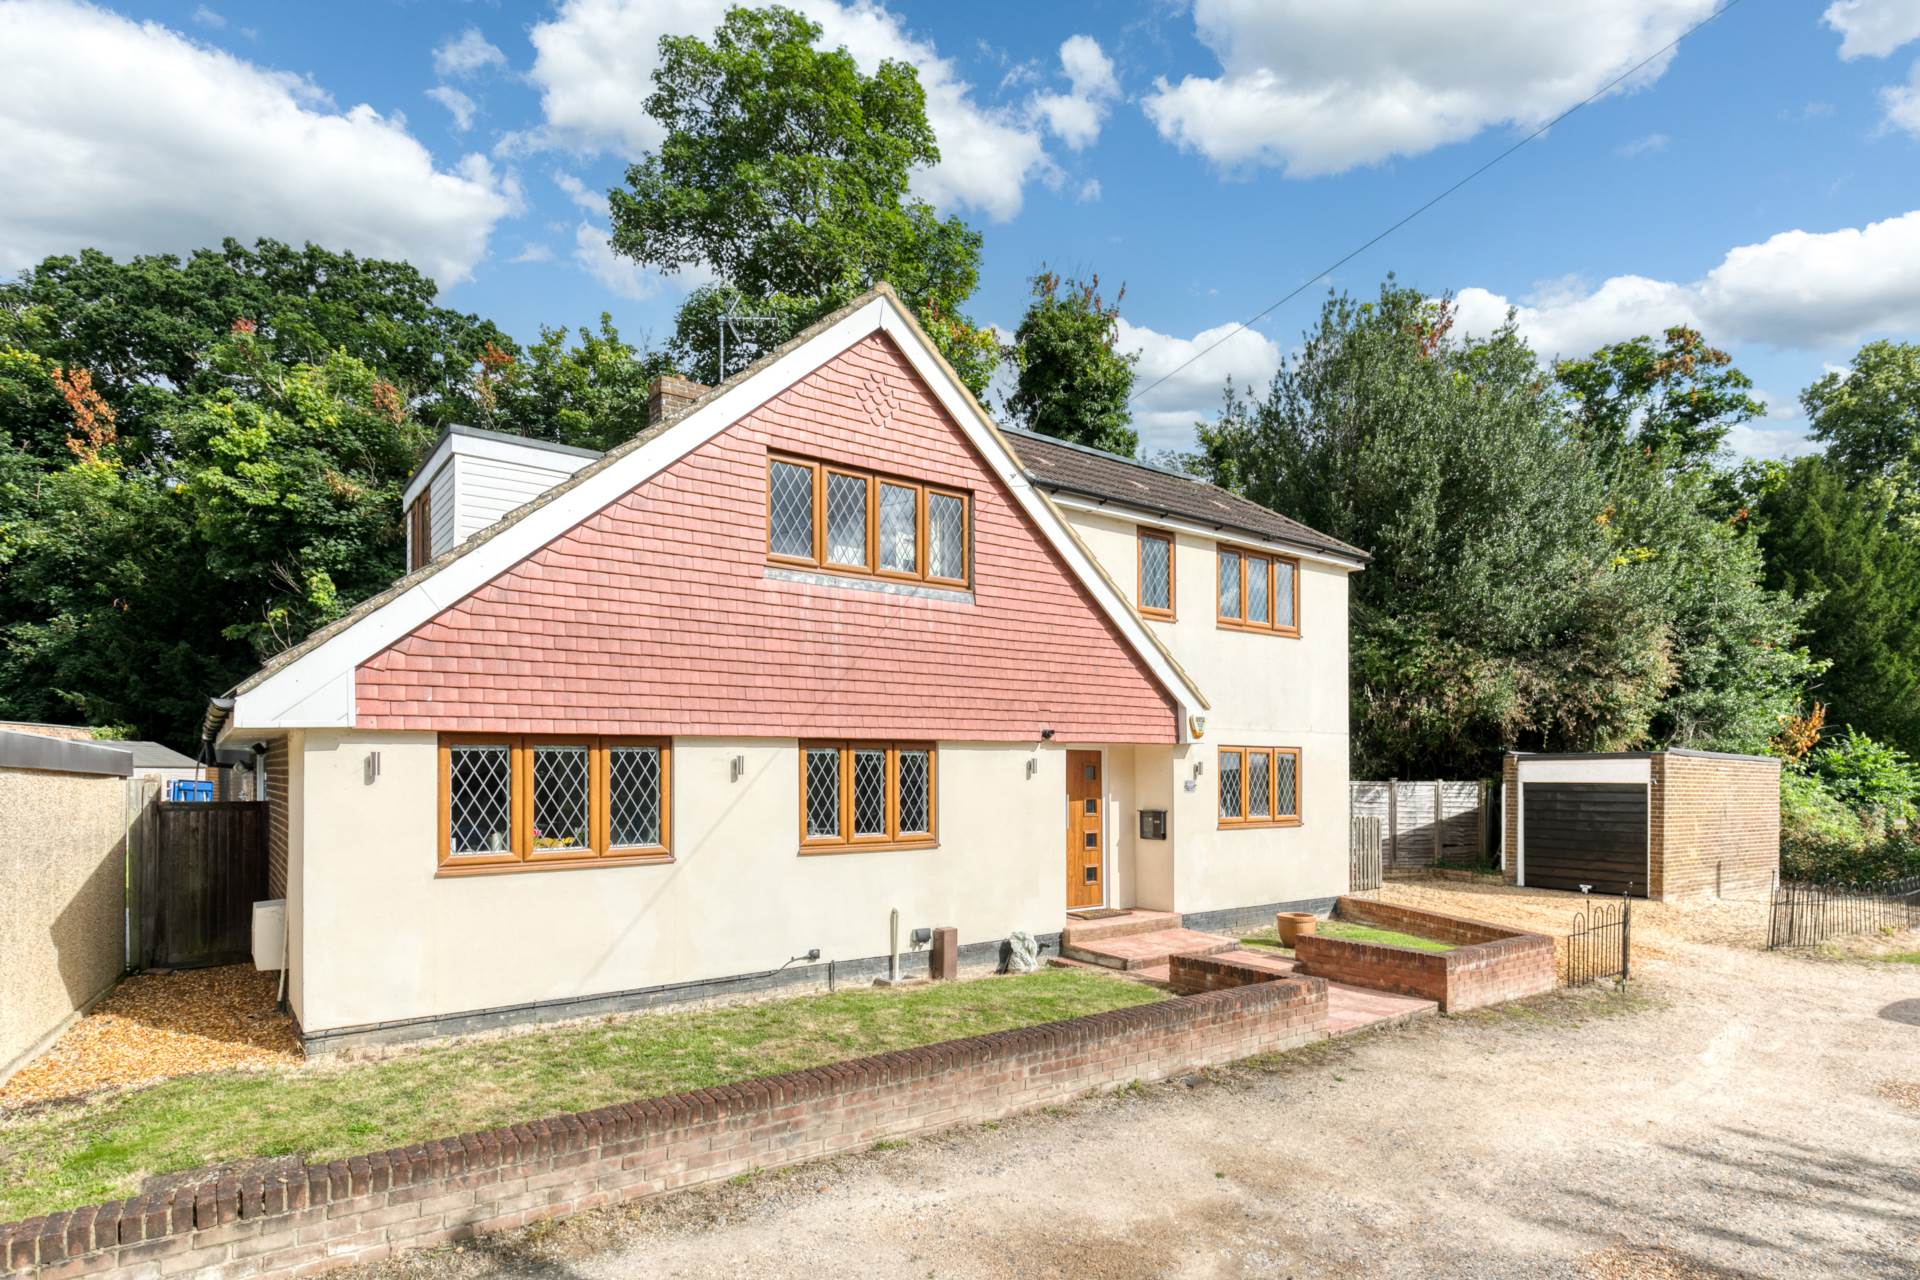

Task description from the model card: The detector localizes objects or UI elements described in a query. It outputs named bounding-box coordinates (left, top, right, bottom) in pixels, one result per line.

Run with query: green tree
left=607, top=5, right=997, bottom=393
left=1003, top=271, right=1138, bottom=456
left=1556, top=327, right=1763, bottom=477
left=485, top=315, right=676, bottom=452
left=1754, top=456, right=1920, bottom=756
left=0, top=239, right=513, bottom=463
left=1802, top=340, right=1920, bottom=530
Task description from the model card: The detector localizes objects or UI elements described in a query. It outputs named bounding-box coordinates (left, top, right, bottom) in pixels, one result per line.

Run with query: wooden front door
left=1066, top=750, right=1104, bottom=909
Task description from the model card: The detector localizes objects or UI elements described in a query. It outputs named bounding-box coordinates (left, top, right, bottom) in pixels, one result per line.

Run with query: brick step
left=1060, top=909, right=1183, bottom=947
left=1059, top=927, right=1238, bottom=972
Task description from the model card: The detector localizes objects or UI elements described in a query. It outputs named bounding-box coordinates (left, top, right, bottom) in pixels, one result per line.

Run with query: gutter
left=199, top=696, right=234, bottom=761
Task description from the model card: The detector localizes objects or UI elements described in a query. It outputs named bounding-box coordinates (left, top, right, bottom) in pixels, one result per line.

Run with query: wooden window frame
left=407, top=491, right=432, bottom=570
left=1217, top=745, right=1303, bottom=829
left=1137, top=526, right=1176, bottom=620
left=1215, top=543, right=1301, bottom=637
left=765, top=454, right=970, bottom=589
left=437, top=733, right=673, bottom=875
left=797, top=741, right=938, bottom=854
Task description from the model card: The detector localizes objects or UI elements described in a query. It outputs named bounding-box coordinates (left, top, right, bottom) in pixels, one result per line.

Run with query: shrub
left=1807, top=728, right=1920, bottom=819
left=1779, top=767, right=1920, bottom=882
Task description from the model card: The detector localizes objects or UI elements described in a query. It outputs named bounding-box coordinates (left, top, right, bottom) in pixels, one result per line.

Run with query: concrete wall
left=294, top=732, right=1073, bottom=1036
left=1061, top=507, right=1354, bottom=918
left=0, top=768, right=129, bottom=1077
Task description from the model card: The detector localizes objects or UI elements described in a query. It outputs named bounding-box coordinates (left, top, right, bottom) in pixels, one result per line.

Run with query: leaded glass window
left=531, top=745, right=592, bottom=853
left=1275, top=750, right=1299, bottom=818
left=898, top=750, right=930, bottom=834
left=1217, top=549, right=1241, bottom=619
left=608, top=745, right=663, bottom=848
left=805, top=748, right=841, bottom=838
left=1219, top=750, right=1242, bottom=820
left=927, top=491, right=965, bottom=580
left=826, top=472, right=868, bottom=567
left=852, top=748, right=888, bottom=836
left=878, top=483, right=917, bottom=573
left=1140, top=531, right=1172, bottom=613
left=769, top=460, right=815, bottom=560
left=1247, top=556, right=1271, bottom=625
left=448, top=743, right=513, bottom=855
left=1274, top=558, right=1297, bottom=629
left=1248, top=750, right=1271, bottom=818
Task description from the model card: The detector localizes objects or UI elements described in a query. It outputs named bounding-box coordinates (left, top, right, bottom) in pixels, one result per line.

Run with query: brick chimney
left=647, top=375, right=709, bottom=428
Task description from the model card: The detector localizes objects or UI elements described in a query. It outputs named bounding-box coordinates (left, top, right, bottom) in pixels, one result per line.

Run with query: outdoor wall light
left=364, top=751, right=381, bottom=784
left=1192, top=758, right=1205, bottom=780
left=730, top=754, right=745, bottom=782
left=1025, top=756, right=1039, bottom=779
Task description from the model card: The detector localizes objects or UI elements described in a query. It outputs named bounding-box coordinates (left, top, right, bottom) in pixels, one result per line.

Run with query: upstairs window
left=1218, top=746, right=1301, bottom=829
left=766, top=455, right=969, bottom=587
left=439, top=735, right=671, bottom=872
left=1217, top=545, right=1301, bottom=636
left=407, top=492, right=433, bottom=570
left=1137, top=528, right=1175, bottom=619
left=800, top=742, right=937, bottom=852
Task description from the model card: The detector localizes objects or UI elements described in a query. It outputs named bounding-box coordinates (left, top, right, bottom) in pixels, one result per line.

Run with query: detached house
left=208, top=286, right=1368, bottom=1050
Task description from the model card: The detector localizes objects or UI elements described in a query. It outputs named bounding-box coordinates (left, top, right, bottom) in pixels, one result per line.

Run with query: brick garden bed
left=0, top=978, right=1327, bottom=1279
left=1293, top=897, right=1556, bottom=1013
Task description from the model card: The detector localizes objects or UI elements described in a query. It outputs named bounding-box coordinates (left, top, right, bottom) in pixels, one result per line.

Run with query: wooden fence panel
left=137, top=801, right=269, bottom=970
left=1350, top=816, right=1383, bottom=891
left=1351, top=780, right=1492, bottom=868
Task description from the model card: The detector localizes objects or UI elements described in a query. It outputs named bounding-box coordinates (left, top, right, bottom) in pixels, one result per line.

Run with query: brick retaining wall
left=0, top=979, right=1327, bottom=1280
left=1294, top=898, right=1556, bottom=1013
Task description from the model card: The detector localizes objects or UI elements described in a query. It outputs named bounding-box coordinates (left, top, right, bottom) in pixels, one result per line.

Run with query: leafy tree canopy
left=1002, top=271, right=1138, bottom=456
left=1184, top=284, right=1814, bottom=777
left=1754, top=456, right=1920, bottom=757
left=607, top=5, right=996, bottom=394
left=1802, top=339, right=1920, bottom=531
left=1555, top=326, right=1763, bottom=488
left=0, top=239, right=511, bottom=464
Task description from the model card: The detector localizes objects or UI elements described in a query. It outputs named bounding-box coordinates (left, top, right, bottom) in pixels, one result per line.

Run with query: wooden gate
left=136, top=800, right=269, bottom=969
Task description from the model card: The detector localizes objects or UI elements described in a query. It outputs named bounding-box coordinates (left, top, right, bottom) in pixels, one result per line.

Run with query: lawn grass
left=1240, top=920, right=1455, bottom=955
left=1884, top=951, right=1920, bottom=964
left=0, top=969, right=1161, bottom=1222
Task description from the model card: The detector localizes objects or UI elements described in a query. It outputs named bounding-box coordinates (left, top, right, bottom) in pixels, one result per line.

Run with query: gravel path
left=358, top=889, right=1920, bottom=1280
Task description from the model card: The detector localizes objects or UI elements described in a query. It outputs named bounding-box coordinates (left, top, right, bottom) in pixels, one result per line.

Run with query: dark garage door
left=1523, top=783, right=1648, bottom=896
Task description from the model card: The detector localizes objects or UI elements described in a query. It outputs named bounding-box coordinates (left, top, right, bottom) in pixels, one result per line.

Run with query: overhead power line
left=1128, top=0, right=1747, bottom=406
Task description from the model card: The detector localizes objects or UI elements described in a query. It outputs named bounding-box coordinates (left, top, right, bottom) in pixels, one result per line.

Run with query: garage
left=1521, top=782, right=1647, bottom=895
left=1502, top=750, right=1780, bottom=902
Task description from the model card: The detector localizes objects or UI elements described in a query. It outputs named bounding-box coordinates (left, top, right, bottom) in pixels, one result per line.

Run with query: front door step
left=1059, top=927, right=1239, bottom=971
left=1060, top=909, right=1183, bottom=948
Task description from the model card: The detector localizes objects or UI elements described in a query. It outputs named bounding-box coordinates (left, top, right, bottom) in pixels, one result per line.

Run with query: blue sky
left=3, top=1, right=1919, bottom=459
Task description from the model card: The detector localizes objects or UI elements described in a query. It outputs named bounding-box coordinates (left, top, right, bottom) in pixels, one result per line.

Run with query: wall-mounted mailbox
left=1139, top=808, right=1168, bottom=840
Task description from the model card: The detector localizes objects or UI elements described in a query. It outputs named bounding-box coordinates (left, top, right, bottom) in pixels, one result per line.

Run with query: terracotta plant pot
left=1276, top=912, right=1318, bottom=947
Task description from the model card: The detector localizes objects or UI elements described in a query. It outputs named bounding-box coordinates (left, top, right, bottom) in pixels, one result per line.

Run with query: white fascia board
left=234, top=295, right=1201, bottom=737
left=400, top=432, right=595, bottom=509
left=1046, top=492, right=1367, bottom=573
left=399, top=439, right=451, bottom=509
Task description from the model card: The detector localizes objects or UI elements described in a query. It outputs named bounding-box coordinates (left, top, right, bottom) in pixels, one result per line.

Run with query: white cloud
left=1725, top=392, right=1821, bottom=461
left=1616, top=131, right=1670, bottom=157
left=552, top=171, right=606, bottom=214
left=1077, top=178, right=1103, bottom=202
left=1452, top=209, right=1920, bottom=358
left=1883, top=58, right=1920, bottom=135
left=523, top=0, right=1048, bottom=221
left=1823, top=0, right=1920, bottom=59
left=433, top=27, right=506, bottom=79
left=1142, top=0, right=1713, bottom=176
left=1031, top=34, right=1118, bottom=151
left=191, top=4, right=222, bottom=28
left=1116, top=316, right=1283, bottom=454
left=0, top=0, right=519, bottom=285
left=426, top=85, right=476, bottom=132
left=572, top=221, right=659, bottom=300
left=509, top=242, right=555, bottom=264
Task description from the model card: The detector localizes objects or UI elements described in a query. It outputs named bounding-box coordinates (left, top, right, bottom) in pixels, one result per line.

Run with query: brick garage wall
left=1294, top=898, right=1556, bottom=1013
left=1655, top=752, right=1779, bottom=901
left=0, top=980, right=1327, bottom=1280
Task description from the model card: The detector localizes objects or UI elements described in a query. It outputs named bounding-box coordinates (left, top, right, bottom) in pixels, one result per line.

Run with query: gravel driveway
left=359, top=885, right=1920, bottom=1280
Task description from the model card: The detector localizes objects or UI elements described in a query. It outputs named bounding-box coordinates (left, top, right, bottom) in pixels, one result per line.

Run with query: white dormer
left=401, top=426, right=603, bottom=569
